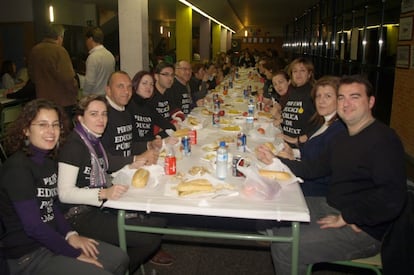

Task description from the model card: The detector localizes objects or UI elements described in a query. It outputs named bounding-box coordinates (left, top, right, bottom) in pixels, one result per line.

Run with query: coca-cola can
left=164, top=155, right=176, bottom=175
left=189, top=129, right=197, bottom=145
left=232, top=155, right=245, bottom=177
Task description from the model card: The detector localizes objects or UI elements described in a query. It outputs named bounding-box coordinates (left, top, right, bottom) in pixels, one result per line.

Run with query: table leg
left=291, top=221, right=300, bottom=275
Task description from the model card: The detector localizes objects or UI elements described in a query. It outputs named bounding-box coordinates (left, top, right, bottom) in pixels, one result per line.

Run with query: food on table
left=219, top=118, right=231, bottom=125
left=216, top=135, right=235, bottom=144
left=263, top=142, right=278, bottom=155
left=257, top=127, right=265, bottom=135
left=257, top=111, right=273, bottom=119
left=177, top=179, right=214, bottom=196
left=132, top=168, right=150, bottom=188
left=173, top=128, right=190, bottom=137
left=258, top=169, right=292, bottom=181
left=203, top=153, right=216, bottom=161
left=201, top=109, right=213, bottom=115
left=221, top=125, right=241, bottom=132
left=242, top=111, right=248, bottom=117
left=187, top=116, right=199, bottom=125
left=218, top=110, right=225, bottom=116
left=188, top=166, right=210, bottom=176
left=227, top=109, right=241, bottom=115
left=202, top=143, right=219, bottom=152
left=159, top=149, right=166, bottom=157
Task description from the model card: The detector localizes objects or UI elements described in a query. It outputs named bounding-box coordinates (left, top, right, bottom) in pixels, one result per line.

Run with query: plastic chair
left=306, top=253, right=382, bottom=275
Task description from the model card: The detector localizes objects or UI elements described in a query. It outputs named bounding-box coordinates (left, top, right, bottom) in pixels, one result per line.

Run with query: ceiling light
left=178, top=0, right=235, bottom=33
left=244, top=30, right=248, bottom=37
left=49, top=5, right=54, bottom=22
left=160, top=25, right=164, bottom=34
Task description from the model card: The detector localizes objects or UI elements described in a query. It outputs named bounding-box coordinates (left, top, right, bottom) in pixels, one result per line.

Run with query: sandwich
left=132, top=168, right=150, bottom=188
left=258, top=169, right=292, bottom=181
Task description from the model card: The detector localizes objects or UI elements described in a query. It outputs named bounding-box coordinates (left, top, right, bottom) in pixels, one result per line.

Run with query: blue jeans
left=271, top=197, right=381, bottom=275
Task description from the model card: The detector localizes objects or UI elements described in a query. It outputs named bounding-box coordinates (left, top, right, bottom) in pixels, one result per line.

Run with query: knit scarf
left=74, top=123, right=109, bottom=188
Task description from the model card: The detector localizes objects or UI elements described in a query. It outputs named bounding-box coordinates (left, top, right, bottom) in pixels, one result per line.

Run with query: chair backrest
left=0, top=103, right=22, bottom=139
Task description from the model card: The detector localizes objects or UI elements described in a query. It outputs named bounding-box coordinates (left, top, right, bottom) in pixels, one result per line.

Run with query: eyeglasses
left=159, top=72, right=175, bottom=78
left=31, top=122, right=62, bottom=131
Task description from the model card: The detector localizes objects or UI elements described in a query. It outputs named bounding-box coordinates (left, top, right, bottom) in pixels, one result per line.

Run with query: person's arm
left=13, top=199, right=81, bottom=258
left=83, top=55, right=98, bottom=95
left=55, top=47, right=78, bottom=96
left=152, top=109, right=176, bottom=139
left=57, top=162, right=101, bottom=206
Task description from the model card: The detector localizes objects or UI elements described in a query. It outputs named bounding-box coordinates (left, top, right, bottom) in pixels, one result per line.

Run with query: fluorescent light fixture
left=244, top=30, right=248, bottom=37
left=49, top=5, right=54, bottom=22
left=178, top=0, right=235, bottom=33
left=160, top=25, right=164, bottom=34
left=168, top=31, right=171, bottom=37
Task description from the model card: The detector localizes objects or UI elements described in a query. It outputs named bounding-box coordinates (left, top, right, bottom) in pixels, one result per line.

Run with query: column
left=220, top=28, right=227, bottom=53
left=199, top=16, right=211, bottom=61
left=118, top=0, right=149, bottom=76
left=211, top=23, right=221, bottom=59
left=176, top=2, right=192, bottom=62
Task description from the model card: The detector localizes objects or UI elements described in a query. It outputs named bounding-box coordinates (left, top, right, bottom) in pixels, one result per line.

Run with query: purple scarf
left=74, top=123, right=109, bottom=188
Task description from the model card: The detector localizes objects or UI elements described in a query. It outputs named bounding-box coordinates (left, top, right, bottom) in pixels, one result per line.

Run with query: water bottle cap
left=219, top=141, right=226, bottom=147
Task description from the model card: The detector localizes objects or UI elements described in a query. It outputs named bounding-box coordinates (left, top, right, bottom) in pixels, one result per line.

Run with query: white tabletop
left=106, top=70, right=309, bottom=223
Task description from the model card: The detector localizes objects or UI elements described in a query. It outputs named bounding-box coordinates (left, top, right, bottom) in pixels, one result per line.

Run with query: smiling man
left=256, top=74, right=407, bottom=274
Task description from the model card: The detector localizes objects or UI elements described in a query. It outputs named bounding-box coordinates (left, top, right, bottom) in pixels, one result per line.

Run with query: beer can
left=164, top=155, right=176, bottom=175
left=232, top=155, right=245, bottom=177
left=189, top=129, right=197, bottom=145
left=237, top=132, right=246, bottom=152
left=181, top=136, right=191, bottom=156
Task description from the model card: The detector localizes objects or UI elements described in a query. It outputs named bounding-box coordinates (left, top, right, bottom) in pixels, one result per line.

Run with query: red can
left=189, top=129, right=197, bottom=145
left=164, top=155, right=176, bottom=175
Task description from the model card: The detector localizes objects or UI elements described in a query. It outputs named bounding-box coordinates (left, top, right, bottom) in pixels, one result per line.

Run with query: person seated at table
left=128, top=70, right=177, bottom=142
left=165, top=60, right=204, bottom=117
left=189, top=62, right=209, bottom=102
left=261, top=59, right=279, bottom=104
left=0, top=99, right=128, bottom=275
left=260, top=76, right=346, bottom=196
left=278, top=57, right=318, bottom=146
left=100, top=71, right=160, bottom=173
left=205, top=62, right=218, bottom=90
left=58, top=95, right=173, bottom=272
left=256, top=75, right=407, bottom=274
left=1, top=60, right=25, bottom=90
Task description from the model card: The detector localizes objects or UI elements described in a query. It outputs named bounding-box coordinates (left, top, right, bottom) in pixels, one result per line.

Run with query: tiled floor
left=135, top=161, right=414, bottom=275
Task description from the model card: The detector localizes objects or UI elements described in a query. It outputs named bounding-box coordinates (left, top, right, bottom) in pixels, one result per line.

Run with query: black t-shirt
left=148, top=88, right=172, bottom=120
left=165, top=78, right=192, bottom=114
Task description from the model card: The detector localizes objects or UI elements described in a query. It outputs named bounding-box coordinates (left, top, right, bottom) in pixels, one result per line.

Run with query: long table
left=105, top=69, right=310, bottom=275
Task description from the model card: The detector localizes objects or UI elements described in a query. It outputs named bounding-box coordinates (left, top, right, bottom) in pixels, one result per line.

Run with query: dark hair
left=154, top=61, right=174, bottom=74
left=75, top=95, right=108, bottom=121
left=272, top=70, right=290, bottom=81
left=4, top=99, right=68, bottom=157
left=131, top=70, right=154, bottom=94
left=85, top=27, right=104, bottom=44
left=339, top=74, right=374, bottom=97
left=1, top=60, right=15, bottom=78
left=44, top=24, right=65, bottom=39
left=191, top=62, right=205, bottom=74
left=106, top=70, right=130, bottom=86
left=310, top=76, right=341, bottom=126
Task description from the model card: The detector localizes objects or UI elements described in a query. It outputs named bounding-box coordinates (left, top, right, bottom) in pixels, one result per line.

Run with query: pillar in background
left=212, top=23, right=221, bottom=59
left=227, top=31, right=232, bottom=51
left=118, top=0, right=149, bottom=76
left=199, top=16, right=211, bottom=62
left=176, top=2, right=192, bottom=62
left=220, top=28, right=227, bottom=53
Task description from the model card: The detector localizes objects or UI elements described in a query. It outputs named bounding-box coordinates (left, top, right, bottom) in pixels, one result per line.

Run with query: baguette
left=263, top=142, right=277, bottom=155
left=258, top=169, right=292, bottom=181
left=173, top=128, right=190, bottom=137
left=177, top=179, right=214, bottom=196
left=132, top=168, right=150, bottom=188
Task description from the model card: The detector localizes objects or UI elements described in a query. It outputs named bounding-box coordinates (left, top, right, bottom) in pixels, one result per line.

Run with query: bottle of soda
left=164, top=145, right=176, bottom=175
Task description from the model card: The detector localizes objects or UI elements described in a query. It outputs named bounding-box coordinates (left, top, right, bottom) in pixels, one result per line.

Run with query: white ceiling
left=73, top=0, right=319, bottom=36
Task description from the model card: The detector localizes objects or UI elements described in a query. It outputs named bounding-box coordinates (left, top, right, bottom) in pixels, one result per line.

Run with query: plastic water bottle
left=216, top=141, right=228, bottom=180
left=245, top=98, right=255, bottom=132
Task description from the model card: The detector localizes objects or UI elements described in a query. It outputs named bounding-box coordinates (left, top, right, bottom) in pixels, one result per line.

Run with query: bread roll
left=132, top=168, right=150, bottom=188
left=177, top=179, right=214, bottom=196
left=173, top=128, right=190, bottom=137
left=263, top=142, right=277, bottom=155
left=258, top=169, right=292, bottom=181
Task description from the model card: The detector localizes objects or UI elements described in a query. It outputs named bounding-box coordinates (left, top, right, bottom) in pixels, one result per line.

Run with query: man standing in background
left=83, top=27, right=115, bottom=95
left=28, top=24, right=78, bottom=120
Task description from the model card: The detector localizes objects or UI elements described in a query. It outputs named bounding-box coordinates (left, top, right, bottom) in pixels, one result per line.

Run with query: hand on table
left=276, top=142, right=294, bottom=160
left=317, top=214, right=362, bottom=233
left=68, top=234, right=99, bottom=259
left=101, top=184, right=129, bottom=200
left=255, top=144, right=275, bottom=165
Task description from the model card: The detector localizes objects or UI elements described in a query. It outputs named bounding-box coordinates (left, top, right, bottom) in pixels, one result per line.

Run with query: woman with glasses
left=0, top=99, right=128, bottom=275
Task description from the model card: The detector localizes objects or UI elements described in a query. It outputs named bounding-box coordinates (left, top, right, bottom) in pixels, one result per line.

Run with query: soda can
left=164, top=155, right=176, bottom=175
left=181, top=136, right=191, bottom=156
left=229, top=81, right=233, bottom=89
left=237, top=132, right=246, bottom=152
left=243, top=89, right=249, bottom=99
left=212, top=112, right=220, bottom=127
left=189, top=129, right=197, bottom=145
left=232, top=155, right=245, bottom=177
